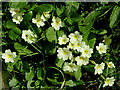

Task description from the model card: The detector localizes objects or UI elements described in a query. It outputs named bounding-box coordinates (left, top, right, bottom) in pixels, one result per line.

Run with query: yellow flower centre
left=71, top=43, right=74, bottom=47
left=7, top=54, right=12, bottom=58
left=62, top=39, right=66, bottom=42
left=84, top=50, right=88, bottom=54
left=69, top=64, right=73, bottom=68
left=77, top=43, right=80, bottom=47
left=108, top=64, right=111, bottom=67
left=36, top=19, right=40, bottom=23
left=55, top=20, right=59, bottom=25
left=105, top=80, right=109, bottom=84
left=74, top=35, right=78, bottom=39
left=96, top=65, right=100, bottom=69
left=63, top=51, right=67, bottom=55
left=80, top=57, right=84, bottom=60
left=25, top=34, right=28, bottom=38
left=15, top=10, right=19, bottom=13
left=99, top=47, right=103, bottom=51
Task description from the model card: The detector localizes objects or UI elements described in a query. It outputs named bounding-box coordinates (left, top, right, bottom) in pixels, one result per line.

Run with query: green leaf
left=15, top=60, right=22, bottom=70
left=34, top=4, right=53, bottom=14
left=9, top=78, right=18, bottom=87
left=56, top=58, right=64, bottom=68
left=74, top=80, right=84, bottom=85
left=44, top=42, right=57, bottom=55
left=83, top=64, right=95, bottom=73
left=47, top=77, right=62, bottom=85
left=7, top=63, right=14, bottom=72
left=87, top=33, right=96, bottom=49
left=91, top=29, right=107, bottom=35
left=57, top=30, right=65, bottom=37
left=8, top=28, right=21, bottom=40
left=37, top=67, right=44, bottom=80
left=23, top=11, right=33, bottom=22
left=74, top=66, right=82, bottom=80
left=46, top=27, right=57, bottom=43
left=27, top=80, right=34, bottom=88
left=110, top=5, right=120, bottom=28
left=25, top=69, right=35, bottom=81
left=56, top=7, right=63, bottom=16
left=66, top=80, right=76, bottom=87
left=35, top=80, right=40, bottom=86
left=83, top=5, right=111, bottom=26
left=14, top=43, right=33, bottom=55
left=6, top=20, right=16, bottom=29
left=9, top=2, right=28, bottom=8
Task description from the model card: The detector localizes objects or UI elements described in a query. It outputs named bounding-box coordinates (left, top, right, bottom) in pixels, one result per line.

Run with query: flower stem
left=31, top=44, right=43, bottom=55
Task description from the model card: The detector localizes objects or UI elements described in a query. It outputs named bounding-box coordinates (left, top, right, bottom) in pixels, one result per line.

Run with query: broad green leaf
left=8, top=28, right=21, bottom=40
left=110, top=5, right=120, bottom=28
left=23, top=11, right=33, bottom=22
left=83, top=64, right=94, bottom=73
left=25, top=69, right=35, bottom=81
left=6, top=20, right=16, bottom=29
left=66, top=80, right=76, bottom=87
left=9, top=78, right=18, bottom=87
left=34, top=4, right=53, bottom=14
left=46, top=27, right=57, bottom=43
left=56, top=7, right=63, bottom=16
left=74, top=66, right=82, bottom=80
left=14, top=43, right=33, bottom=55
left=83, top=5, right=111, bottom=26
left=87, top=33, right=96, bottom=49
left=9, top=2, right=28, bottom=8
left=57, top=30, right=65, bottom=37
left=56, top=58, right=64, bottom=68
left=44, top=42, right=57, bottom=55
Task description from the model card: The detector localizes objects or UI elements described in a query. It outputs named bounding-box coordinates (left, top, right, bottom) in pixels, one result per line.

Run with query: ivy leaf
left=66, top=80, right=76, bottom=87
left=74, top=66, right=82, bottom=80
left=46, top=27, right=57, bottom=43
left=9, top=78, right=18, bottom=87
left=110, top=5, right=120, bottom=28
left=6, top=20, right=16, bottom=29
left=8, top=28, right=21, bottom=40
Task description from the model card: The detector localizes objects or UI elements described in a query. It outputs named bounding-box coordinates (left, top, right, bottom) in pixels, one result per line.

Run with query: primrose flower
left=75, top=56, right=89, bottom=66
left=103, top=77, right=115, bottom=87
left=80, top=45, right=93, bottom=58
left=74, top=41, right=86, bottom=52
left=107, top=62, right=115, bottom=68
left=12, top=13, right=23, bottom=24
left=9, top=8, right=20, bottom=17
left=63, top=62, right=78, bottom=72
left=69, top=31, right=82, bottom=43
left=94, top=62, right=105, bottom=75
left=58, top=35, right=69, bottom=45
left=57, top=47, right=72, bottom=61
left=67, top=42, right=75, bottom=50
left=41, top=11, right=50, bottom=21
left=96, top=43, right=107, bottom=54
left=51, top=16, right=63, bottom=30
left=2, top=49, right=16, bottom=63
left=32, top=14, right=45, bottom=28
left=22, top=30, right=37, bottom=43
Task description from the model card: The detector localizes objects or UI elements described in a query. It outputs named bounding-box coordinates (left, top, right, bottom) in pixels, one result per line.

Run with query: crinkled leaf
left=46, top=27, right=57, bottom=43
left=6, top=20, right=16, bottom=29
left=9, top=78, right=18, bottom=87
